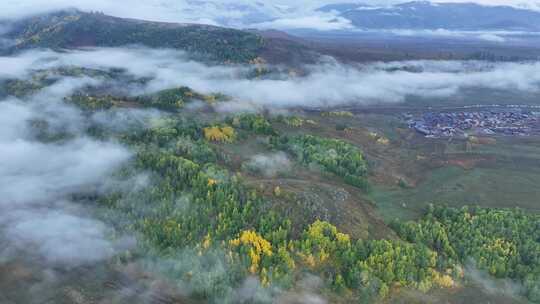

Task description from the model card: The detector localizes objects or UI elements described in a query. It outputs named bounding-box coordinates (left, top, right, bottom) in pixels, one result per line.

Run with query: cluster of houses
left=406, top=109, right=540, bottom=138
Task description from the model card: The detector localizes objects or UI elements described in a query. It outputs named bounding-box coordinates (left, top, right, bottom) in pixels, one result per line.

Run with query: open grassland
left=335, top=113, right=540, bottom=222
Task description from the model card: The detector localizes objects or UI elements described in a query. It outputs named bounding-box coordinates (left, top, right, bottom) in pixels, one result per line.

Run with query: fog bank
left=4, top=48, right=540, bottom=111
left=0, top=76, right=131, bottom=267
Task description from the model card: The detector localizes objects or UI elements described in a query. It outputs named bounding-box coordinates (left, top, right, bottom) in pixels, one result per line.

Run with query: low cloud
left=0, top=50, right=52, bottom=79
left=5, top=208, right=115, bottom=265
left=6, top=48, right=540, bottom=110
left=243, top=152, right=292, bottom=177
left=253, top=13, right=353, bottom=31
left=276, top=274, right=327, bottom=304
left=0, top=24, right=13, bottom=49
left=464, top=261, right=525, bottom=300
left=477, top=33, right=507, bottom=42
left=0, top=74, right=131, bottom=267
left=359, top=28, right=540, bottom=42
left=374, top=28, right=510, bottom=42
left=91, top=107, right=163, bottom=133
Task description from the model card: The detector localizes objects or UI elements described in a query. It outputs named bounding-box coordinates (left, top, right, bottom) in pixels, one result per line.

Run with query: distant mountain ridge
left=2, top=10, right=264, bottom=63
left=3, top=7, right=539, bottom=65
left=318, top=1, right=540, bottom=31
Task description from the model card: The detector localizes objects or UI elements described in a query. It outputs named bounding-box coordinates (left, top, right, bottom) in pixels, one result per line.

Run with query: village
left=406, top=109, right=540, bottom=138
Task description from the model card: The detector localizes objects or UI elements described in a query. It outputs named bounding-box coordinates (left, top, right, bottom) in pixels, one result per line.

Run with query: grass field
left=370, top=165, right=540, bottom=221
left=356, top=114, right=540, bottom=221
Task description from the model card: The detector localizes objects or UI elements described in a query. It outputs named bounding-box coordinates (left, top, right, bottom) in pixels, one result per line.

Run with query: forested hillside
left=4, top=10, right=264, bottom=62
left=395, top=206, right=540, bottom=302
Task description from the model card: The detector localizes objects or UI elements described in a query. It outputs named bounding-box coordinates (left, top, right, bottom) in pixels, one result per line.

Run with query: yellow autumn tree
left=230, top=230, right=273, bottom=275
left=203, top=125, right=236, bottom=143
left=204, top=95, right=217, bottom=104
left=298, top=220, right=352, bottom=268
left=273, top=186, right=282, bottom=196
left=431, top=270, right=455, bottom=288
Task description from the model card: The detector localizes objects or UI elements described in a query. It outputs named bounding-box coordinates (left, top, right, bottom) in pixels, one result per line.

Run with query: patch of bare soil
left=248, top=169, right=396, bottom=241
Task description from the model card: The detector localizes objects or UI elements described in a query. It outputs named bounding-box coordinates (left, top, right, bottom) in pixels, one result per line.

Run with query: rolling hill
left=3, top=10, right=264, bottom=63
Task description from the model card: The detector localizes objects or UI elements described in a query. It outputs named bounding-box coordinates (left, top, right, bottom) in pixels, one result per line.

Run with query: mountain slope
left=319, top=1, right=540, bottom=31
left=4, top=10, right=264, bottom=63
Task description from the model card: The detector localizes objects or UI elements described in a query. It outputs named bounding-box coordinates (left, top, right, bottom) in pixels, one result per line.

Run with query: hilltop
left=3, top=10, right=264, bottom=63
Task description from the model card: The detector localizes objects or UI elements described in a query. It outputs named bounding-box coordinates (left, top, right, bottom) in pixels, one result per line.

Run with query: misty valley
left=0, top=5, right=540, bottom=304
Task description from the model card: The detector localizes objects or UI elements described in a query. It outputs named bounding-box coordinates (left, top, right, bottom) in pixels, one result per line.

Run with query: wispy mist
left=0, top=74, right=131, bottom=267
left=243, top=152, right=292, bottom=177
left=5, top=48, right=540, bottom=111
left=465, top=261, right=525, bottom=300
left=355, top=28, right=540, bottom=42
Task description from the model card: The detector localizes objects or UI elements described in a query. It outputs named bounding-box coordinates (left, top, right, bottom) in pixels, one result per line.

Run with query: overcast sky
left=1, top=0, right=540, bottom=31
